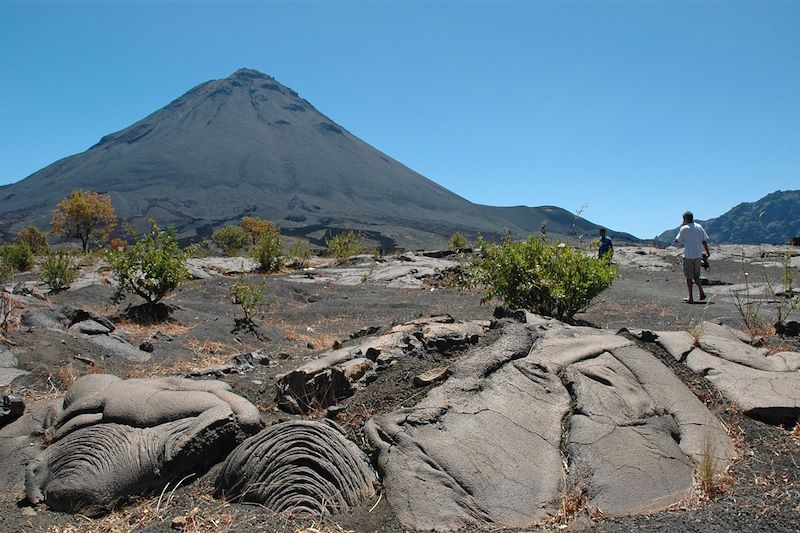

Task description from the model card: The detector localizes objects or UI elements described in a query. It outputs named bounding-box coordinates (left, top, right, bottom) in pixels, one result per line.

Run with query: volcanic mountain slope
left=0, top=68, right=633, bottom=248
left=655, top=190, right=800, bottom=245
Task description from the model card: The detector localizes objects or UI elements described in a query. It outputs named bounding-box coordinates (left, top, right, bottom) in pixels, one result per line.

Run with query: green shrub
left=16, top=226, right=49, bottom=254
left=184, top=240, right=212, bottom=258
left=40, top=249, right=78, bottom=292
left=230, top=279, right=266, bottom=324
left=107, top=224, right=188, bottom=306
left=0, top=258, right=12, bottom=284
left=252, top=225, right=284, bottom=272
left=211, top=225, right=251, bottom=256
left=288, top=240, right=313, bottom=268
left=449, top=232, right=467, bottom=252
left=326, top=231, right=365, bottom=261
left=1, top=242, right=34, bottom=272
left=473, top=235, right=618, bottom=320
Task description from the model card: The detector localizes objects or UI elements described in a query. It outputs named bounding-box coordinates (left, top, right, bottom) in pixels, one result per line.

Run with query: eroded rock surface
left=216, top=419, right=376, bottom=514
left=286, top=253, right=460, bottom=289
left=365, top=314, right=734, bottom=531
left=651, top=321, right=800, bottom=426
left=185, top=257, right=259, bottom=279
left=22, top=374, right=261, bottom=516
left=276, top=315, right=488, bottom=414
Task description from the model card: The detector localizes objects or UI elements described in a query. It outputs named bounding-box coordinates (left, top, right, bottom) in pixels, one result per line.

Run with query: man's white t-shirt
left=676, top=223, right=708, bottom=259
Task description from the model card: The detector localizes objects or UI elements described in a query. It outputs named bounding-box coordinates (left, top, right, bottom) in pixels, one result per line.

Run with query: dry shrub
left=125, top=338, right=233, bottom=379
left=280, top=326, right=339, bottom=350
left=763, top=340, right=797, bottom=356
left=0, top=291, right=19, bottom=338
left=47, top=490, right=237, bottom=533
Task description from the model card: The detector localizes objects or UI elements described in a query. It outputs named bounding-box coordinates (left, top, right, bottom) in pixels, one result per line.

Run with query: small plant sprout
left=230, top=280, right=266, bottom=325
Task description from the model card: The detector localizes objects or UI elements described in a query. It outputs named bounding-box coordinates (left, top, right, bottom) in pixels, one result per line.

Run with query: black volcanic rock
left=0, top=68, right=633, bottom=248
left=655, top=190, right=800, bottom=245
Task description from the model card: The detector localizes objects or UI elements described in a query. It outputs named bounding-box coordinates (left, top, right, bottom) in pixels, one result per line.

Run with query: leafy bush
left=240, top=216, right=276, bottom=244
left=473, top=235, right=618, bottom=320
left=449, top=232, right=467, bottom=252
left=230, top=279, right=266, bottom=324
left=288, top=239, right=313, bottom=268
left=1, top=242, right=34, bottom=272
left=326, top=231, right=365, bottom=261
left=107, top=224, right=188, bottom=307
left=252, top=225, right=284, bottom=272
left=40, top=249, right=78, bottom=292
left=212, top=225, right=251, bottom=256
left=16, top=226, right=49, bottom=254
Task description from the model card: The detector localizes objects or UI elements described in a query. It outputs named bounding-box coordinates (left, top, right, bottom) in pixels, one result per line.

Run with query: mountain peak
left=228, top=67, right=272, bottom=82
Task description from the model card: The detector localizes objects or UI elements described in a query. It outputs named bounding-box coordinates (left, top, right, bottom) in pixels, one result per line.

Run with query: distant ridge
left=0, top=68, right=635, bottom=248
left=655, top=190, right=800, bottom=244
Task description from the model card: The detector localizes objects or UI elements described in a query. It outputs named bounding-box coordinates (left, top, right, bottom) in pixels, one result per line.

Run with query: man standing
left=675, top=211, right=710, bottom=303
left=598, top=227, right=613, bottom=260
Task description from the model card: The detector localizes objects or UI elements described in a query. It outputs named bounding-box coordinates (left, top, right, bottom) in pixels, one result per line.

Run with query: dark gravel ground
left=1, top=250, right=799, bottom=532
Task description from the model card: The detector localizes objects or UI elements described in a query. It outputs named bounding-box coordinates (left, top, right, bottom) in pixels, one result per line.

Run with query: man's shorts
left=683, top=258, right=702, bottom=279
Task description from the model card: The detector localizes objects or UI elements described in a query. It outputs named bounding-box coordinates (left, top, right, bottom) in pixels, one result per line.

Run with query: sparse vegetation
left=39, top=249, right=78, bottom=292
left=0, top=258, right=12, bottom=284
left=288, top=239, right=313, bottom=268
left=326, top=231, right=364, bottom=261
left=50, top=190, right=116, bottom=252
left=0, top=290, right=17, bottom=337
left=184, top=239, right=212, bottom=258
left=472, top=235, right=618, bottom=320
left=449, top=232, right=467, bottom=252
left=0, top=241, right=35, bottom=272
left=252, top=223, right=284, bottom=272
left=211, top=225, right=251, bottom=256
left=16, top=225, right=49, bottom=254
left=107, top=223, right=188, bottom=312
left=729, top=246, right=799, bottom=336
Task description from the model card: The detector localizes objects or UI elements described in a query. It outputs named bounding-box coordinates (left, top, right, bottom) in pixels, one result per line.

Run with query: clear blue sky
left=1, top=1, right=797, bottom=239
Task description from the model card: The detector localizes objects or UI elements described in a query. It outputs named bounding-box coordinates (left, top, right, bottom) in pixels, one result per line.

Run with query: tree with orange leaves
left=240, top=216, right=277, bottom=244
left=51, top=190, right=117, bottom=252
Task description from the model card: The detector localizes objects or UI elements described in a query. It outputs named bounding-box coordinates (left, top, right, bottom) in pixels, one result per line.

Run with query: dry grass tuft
left=791, top=423, right=800, bottom=441
left=689, top=320, right=704, bottom=348
left=46, top=489, right=238, bottom=533
left=124, top=339, right=232, bottom=379
left=280, top=327, right=340, bottom=351
left=694, top=436, right=733, bottom=502
left=115, top=320, right=196, bottom=343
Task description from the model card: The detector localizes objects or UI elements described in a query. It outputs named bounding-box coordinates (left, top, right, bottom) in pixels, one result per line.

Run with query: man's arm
left=702, top=240, right=710, bottom=256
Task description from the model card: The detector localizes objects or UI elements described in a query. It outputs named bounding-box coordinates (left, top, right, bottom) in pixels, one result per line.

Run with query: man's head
left=598, top=227, right=607, bottom=236
left=683, top=211, right=694, bottom=224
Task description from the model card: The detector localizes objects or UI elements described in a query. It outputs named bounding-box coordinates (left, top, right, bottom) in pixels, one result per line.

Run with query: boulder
left=0, top=348, right=29, bottom=387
